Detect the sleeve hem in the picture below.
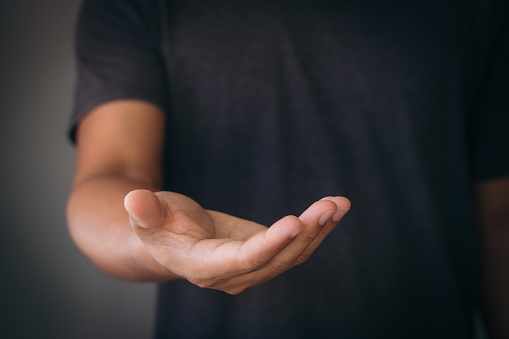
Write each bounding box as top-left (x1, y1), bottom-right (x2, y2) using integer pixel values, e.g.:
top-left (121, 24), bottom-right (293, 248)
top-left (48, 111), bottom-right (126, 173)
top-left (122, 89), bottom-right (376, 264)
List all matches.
top-left (68, 91), bottom-right (167, 144)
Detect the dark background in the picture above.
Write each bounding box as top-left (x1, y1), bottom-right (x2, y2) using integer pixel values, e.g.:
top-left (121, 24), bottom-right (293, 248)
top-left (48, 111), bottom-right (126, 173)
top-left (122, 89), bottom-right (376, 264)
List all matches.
top-left (0, 1), bottom-right (492, 338)
top-left (0, 1), bottom-right (155, 338)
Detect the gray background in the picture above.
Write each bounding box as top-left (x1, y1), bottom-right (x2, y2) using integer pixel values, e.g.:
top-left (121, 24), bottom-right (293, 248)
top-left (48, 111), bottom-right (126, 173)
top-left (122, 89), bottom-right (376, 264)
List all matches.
top-left (0, 1), bottom-right (491, 339)
top-left (0, 1), bottom-right (155, 338)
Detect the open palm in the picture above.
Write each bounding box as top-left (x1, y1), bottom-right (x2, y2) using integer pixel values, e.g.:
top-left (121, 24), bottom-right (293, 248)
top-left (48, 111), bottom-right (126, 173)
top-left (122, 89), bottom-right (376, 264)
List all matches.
top-left (125, 190), bottom-right (350, 294)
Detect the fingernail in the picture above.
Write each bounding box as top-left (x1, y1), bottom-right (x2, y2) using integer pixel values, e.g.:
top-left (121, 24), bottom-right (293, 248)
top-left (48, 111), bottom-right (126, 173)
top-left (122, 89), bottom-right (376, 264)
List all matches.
top-left (319, 210), bottom-right (335, 226)
top-left (332, 208), bottom-right (350, 222)
top-left (289, 229), bottom-right (302, 239)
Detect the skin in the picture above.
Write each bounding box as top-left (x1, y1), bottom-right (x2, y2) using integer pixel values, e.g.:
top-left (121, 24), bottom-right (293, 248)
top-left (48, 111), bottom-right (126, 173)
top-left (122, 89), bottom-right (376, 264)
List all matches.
top-left (67, 100), bottom-right (351, 294)
top-left (67, 99), bottom-right (509, 336)
top-left (476, 177), bottom-right (509, 339)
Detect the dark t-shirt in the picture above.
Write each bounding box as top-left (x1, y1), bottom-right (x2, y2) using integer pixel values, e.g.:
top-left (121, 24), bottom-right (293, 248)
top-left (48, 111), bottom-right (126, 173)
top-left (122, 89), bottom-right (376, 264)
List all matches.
top-left (71, 0), bottom-right (509, 338)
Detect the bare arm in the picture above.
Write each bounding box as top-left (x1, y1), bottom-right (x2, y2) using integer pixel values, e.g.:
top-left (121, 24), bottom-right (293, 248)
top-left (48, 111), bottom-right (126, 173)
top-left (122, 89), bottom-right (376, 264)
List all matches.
top-left (67, 100), bottom-right (169, 281)
top-left (67, 100), bottom-right (350, 293)
top-left (476, 176), bottom-right (509, 338)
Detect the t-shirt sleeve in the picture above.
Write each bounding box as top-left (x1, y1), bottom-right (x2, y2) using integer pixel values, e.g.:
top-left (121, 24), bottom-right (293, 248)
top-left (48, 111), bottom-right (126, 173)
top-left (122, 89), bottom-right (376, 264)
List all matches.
top-left (69, 0), bottom-right (167, 143)
top-left (470, 0), bottom-right (509, 182)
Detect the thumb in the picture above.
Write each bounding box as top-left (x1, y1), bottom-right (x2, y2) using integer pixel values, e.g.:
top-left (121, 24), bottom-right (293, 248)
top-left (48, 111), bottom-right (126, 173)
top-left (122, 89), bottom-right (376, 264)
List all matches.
top-left (124, 189), bottom-right (167, 229)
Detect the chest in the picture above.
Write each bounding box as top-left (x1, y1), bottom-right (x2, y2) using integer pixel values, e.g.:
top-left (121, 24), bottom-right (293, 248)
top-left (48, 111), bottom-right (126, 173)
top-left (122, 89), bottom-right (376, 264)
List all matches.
top-left (159, 0), bottom-right (483, 154)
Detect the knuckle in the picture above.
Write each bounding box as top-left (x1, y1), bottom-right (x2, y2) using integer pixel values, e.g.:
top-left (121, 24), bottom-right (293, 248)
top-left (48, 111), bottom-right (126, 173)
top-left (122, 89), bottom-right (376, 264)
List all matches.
top-left (267, 258), bottom-right (290, 273)
top-left (295, 254), bottom-right (310, 266)
top-left (188, 272), bottom-right (217, 289)
top-left (189, 276), bottom-right (209, 288)
top-left (193, 278), bottom-right (218, 289)
top-left (235, 255), bottom-right (253, 270)
top-left (225, 286), bottom-right (245, 295)
top-left (236, 247), bottom-right (271, 273)
top-left (194, 281), bottom-right (210, 289)
top-left (237, 256), bottom-right (265, 273)
top-left (302, 234), bottom-right (316, 243)
top-left (132, 224), bottom-right (159, 240)
top-left (167, 213), bottom-right (191, 234)
top-left (319, 228), bottom-right (333, 238)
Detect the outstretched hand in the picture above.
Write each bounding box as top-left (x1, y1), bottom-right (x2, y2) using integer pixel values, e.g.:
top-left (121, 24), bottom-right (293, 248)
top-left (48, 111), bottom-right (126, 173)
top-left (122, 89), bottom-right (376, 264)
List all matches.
top-left (124, 190), bottom-right (350, 294)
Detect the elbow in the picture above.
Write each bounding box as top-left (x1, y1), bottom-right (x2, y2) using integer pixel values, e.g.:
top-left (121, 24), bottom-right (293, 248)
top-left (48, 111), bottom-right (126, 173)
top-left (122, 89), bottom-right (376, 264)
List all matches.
top-left (66, 190), bottom-right (89, 256)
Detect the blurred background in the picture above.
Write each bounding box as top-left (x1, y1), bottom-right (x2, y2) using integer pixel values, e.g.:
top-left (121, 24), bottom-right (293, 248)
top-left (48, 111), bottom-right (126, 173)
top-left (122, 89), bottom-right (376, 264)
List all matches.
top-left (0, 1), bottom-right (155, 338)
top-left (0, 1), bottom-right (491, 339)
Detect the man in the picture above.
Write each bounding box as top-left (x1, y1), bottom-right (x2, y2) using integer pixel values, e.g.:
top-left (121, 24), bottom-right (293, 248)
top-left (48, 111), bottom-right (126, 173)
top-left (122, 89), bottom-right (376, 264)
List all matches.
top-left (67, 0), bottom-right (509, 338)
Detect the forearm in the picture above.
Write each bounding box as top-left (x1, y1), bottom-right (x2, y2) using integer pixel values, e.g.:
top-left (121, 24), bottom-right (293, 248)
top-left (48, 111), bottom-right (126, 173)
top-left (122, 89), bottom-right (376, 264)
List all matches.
top-left (66, 174), bottom-right (177, 282)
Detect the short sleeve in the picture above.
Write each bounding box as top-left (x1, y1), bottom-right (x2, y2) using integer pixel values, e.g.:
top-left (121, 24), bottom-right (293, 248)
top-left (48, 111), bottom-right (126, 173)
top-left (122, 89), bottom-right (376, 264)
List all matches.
top-left (69, 0), bottom-right (167, 143)
top-left (470, 0), bottom-right (509, 182)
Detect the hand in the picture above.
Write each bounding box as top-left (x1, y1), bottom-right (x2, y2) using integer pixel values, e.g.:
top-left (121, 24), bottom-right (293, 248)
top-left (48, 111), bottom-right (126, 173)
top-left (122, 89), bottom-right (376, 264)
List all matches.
top-left (124, 190), bottom-right (350, 294)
